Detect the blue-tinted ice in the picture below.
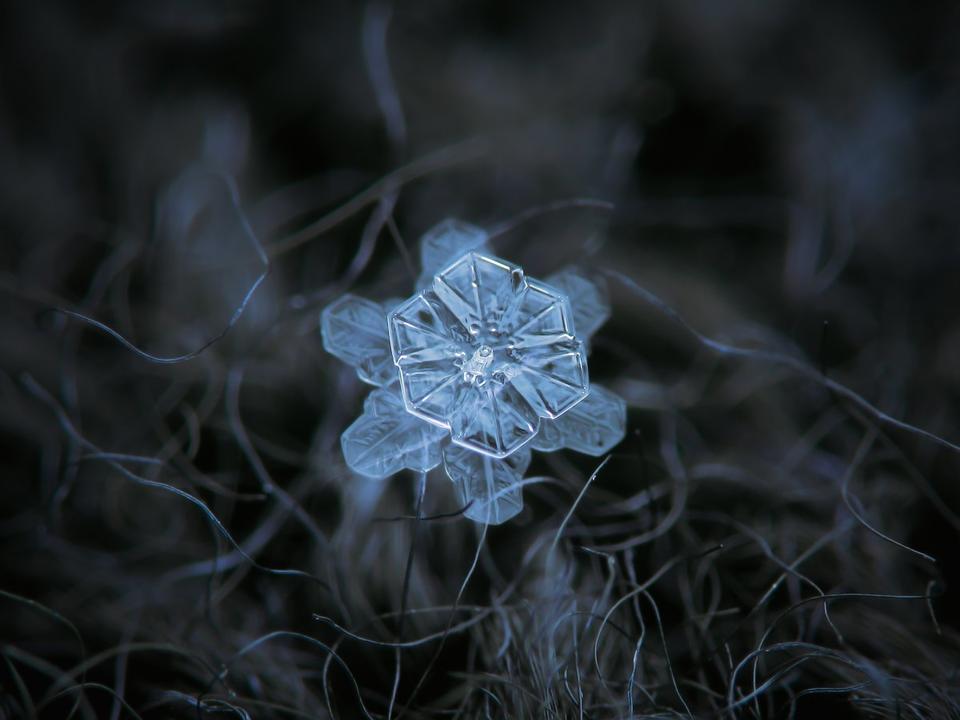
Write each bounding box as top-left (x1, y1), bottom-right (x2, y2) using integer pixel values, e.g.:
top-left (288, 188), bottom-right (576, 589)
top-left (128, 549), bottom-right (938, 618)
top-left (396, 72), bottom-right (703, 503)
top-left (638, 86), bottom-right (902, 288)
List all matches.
top-left (416, 219), bottom-right (490, 288)
top-left (321, 218), bottom-right (627, 524)
top-left (390, 251), bottom-right (589, 458)
top-left (321, 294), bottom-right (397, 387)
top-left (546, 267), bottom-right (610, 342)
top-left (444, 444), bottom-right (531, 525)
top-left (341, 386), bottom-right (446, 478)
top-left (532, 384), bottom-right (626, 456)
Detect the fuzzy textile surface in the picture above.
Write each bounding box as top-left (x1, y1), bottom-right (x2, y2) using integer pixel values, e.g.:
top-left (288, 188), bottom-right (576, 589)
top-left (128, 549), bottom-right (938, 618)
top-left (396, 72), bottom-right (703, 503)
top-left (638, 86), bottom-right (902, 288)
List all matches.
top-left (2, 1), bottom-right (960, 718)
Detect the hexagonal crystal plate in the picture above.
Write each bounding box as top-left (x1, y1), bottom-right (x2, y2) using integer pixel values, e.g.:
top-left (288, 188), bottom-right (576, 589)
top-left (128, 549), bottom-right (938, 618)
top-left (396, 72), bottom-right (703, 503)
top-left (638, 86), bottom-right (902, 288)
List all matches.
top-left (389, 251), bottom-right (589, 458)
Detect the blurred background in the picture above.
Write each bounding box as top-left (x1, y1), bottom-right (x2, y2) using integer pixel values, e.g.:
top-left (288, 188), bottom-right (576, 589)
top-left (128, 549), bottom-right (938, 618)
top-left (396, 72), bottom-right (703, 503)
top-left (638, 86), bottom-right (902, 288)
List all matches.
top-left (2, 1), bottom-right (960, 717)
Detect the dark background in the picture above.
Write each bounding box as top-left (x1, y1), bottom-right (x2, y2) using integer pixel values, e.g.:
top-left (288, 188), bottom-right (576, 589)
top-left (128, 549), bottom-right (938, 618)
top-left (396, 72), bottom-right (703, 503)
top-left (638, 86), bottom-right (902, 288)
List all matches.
top-left (2, 1), bottom-right (960, 718)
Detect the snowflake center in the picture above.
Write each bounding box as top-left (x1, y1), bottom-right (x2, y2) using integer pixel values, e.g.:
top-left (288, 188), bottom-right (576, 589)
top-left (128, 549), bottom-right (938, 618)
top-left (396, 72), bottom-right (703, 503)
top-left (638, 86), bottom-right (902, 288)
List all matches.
top-left (462, 344), bottom-right (494, 384)
top-left (453, 335), bottom-right (524, 387)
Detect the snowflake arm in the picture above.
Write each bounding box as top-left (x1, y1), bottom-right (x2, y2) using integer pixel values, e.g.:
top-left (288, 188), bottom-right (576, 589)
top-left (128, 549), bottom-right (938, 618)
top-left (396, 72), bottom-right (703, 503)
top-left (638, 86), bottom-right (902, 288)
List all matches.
top-left (341, 386), bottom-right (447, 478)
top-left (444, 444), bottom-right (531, 525)
top-left (320, 294), bottom-right (396, 386)
top-left (532, 383), bottom-right (626, 456)
top-left (545, 267), bottom-right (610, 342)
top-left (416, 219), bottom-right (490, 288)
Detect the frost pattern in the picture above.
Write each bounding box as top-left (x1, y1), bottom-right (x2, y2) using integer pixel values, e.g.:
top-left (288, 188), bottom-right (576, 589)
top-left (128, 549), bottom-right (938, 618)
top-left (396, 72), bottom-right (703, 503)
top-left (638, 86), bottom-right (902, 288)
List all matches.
top-left (341, 386), bottom-right (447, 478)
top-left (444, 444), bottom-right (531, 525)
top-left (321, 294), bottom-right (396, 386)
top-left (532, 383), bottom-right (626, 456)
top-left (390, 251), bottom-right (589, 458)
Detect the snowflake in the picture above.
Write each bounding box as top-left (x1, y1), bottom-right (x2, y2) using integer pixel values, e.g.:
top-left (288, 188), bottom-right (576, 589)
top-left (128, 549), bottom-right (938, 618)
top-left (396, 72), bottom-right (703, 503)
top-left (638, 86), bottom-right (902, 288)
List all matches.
top-left (321, 219), bottom-right (626, 524)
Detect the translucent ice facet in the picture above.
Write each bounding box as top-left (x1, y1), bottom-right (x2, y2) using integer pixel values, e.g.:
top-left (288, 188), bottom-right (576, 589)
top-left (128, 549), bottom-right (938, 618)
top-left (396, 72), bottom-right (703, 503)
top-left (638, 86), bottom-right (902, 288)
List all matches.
top-left (321, 294), bottom-right (397, 386)
top-left (444, 444), bottom-right (531, 525)
top-left (532, 384), bottom-right (626, 456)
top-left (382, 297), bottom-right (404, 315)
top-left (341, 386), bottom-right (447, 478)
top-left (389, 251), bottom-right (589, 459)
top-left (545, 267), bottom-right (610, 341)
top-left (416, 219), bottom-right (490, 288)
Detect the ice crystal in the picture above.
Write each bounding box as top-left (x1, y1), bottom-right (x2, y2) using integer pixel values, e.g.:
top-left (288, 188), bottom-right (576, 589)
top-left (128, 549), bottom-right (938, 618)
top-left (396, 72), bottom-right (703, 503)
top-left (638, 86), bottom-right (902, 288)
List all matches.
top-left (546, 267), bottom-right (610, 342)
top-left (390, 251), bottom-right (589, 458)
top-left (321, 294), bottom-right (395, 387)
top-left (320, 218), bottom-right (627, 524)
top-left (341, 386), bottom-right (447, 478)
top-left (531, 383), bottom-right (626, 456)
top-left (444, 444), bottom-right (531, 524)
top-left (416, 218), bottom-right (490, 288)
